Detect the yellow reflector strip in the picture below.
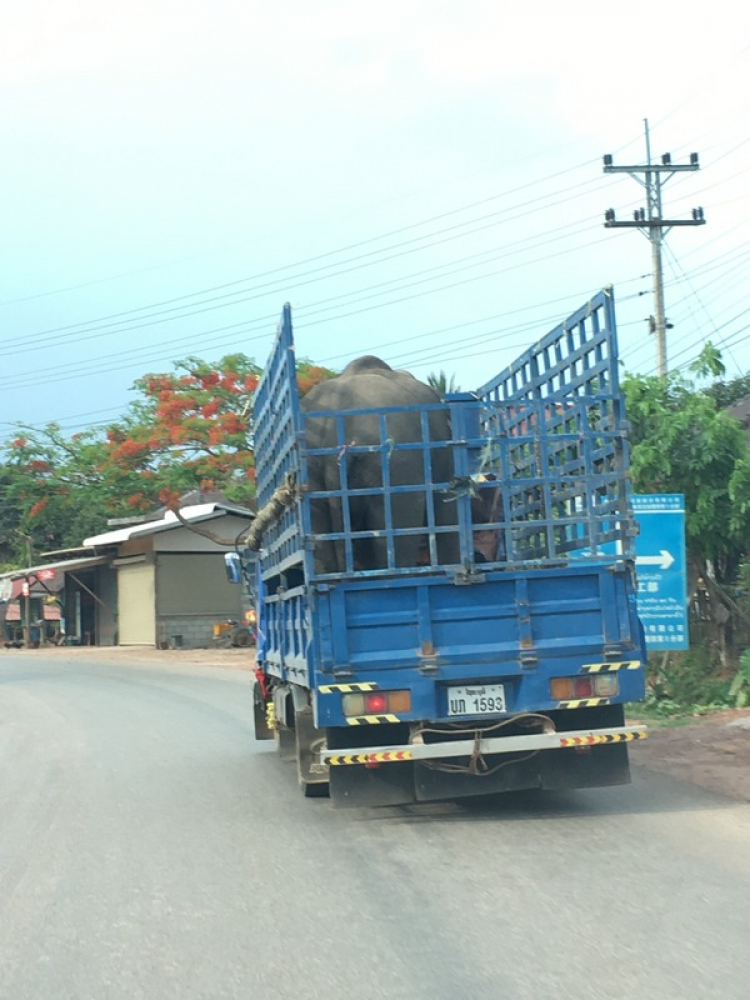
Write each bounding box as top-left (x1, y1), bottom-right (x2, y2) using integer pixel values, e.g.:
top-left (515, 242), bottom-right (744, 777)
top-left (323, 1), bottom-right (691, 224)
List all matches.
top-left (319, 682), bottom-right (379, 693)
top-left (560, 731), bottom-right (647, 747)
top-left (558, 698), bottom-right (611, 709)
top-left (346, 714), bottom-right (400, 726)
top-left (328, 750), bottom-right (413, 766)
top-left (580, 661), bottom-right (642, 674)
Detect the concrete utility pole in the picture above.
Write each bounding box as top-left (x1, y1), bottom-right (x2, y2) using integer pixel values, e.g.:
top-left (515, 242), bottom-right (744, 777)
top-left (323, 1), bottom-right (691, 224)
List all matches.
top-left (602, 120), bottom-right (706, 376)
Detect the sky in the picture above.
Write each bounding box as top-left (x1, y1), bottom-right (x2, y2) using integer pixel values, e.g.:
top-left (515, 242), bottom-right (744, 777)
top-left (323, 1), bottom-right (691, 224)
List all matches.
top-left (1, 1), bottom-right (749, 436)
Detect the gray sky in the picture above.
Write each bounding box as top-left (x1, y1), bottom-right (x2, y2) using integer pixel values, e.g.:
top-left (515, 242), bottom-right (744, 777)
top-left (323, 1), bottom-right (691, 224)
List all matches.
top-left (2, 1), bottom-right (748, 434)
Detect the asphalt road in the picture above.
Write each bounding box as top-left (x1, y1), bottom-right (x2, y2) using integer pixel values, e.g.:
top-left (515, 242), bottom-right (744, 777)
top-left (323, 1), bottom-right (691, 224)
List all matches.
top-left (2, 654), bottom-right (749, 1000)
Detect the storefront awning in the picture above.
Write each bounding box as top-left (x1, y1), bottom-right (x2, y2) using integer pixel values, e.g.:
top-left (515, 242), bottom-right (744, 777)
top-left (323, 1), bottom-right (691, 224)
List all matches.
top-left (0, 555), bottom-right (109, 602)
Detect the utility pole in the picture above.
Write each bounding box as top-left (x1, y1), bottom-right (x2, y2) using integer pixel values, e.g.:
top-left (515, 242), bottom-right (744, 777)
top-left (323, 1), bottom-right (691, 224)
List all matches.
top-left (602, 120), bottom-right (706, 376)
top-left (19, 531), bottom-right (33, 647)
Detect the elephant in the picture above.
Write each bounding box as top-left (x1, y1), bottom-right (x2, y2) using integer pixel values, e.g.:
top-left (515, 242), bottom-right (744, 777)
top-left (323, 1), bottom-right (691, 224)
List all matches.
top-left (300, 356), bottom-right (459, 574)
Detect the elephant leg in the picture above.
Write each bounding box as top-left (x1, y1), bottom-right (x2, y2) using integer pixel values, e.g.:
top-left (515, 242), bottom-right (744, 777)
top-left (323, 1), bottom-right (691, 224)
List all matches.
top-left (387, 489), bottom-right (428, 568)
top-left (350, 491), bottom-right (387, 570)
top-left (308, 495), bottom-right (337, 575)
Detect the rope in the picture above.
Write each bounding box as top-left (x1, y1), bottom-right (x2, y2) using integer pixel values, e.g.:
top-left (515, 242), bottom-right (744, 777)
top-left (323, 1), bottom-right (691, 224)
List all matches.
top-left (244, 471), bottom-right (297, 551)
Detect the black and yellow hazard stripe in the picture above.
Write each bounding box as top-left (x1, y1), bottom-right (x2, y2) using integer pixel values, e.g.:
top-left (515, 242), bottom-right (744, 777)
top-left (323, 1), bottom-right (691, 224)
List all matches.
top-left (327, 750), bottom-right (413, 766)
top-left (318, 682), bottom-right (379, 694)
top-left (558, 697), bottom-right (611, 709)
top-left (346, 714), bottom-right (400, 726)
top-left (559, 731), bottom-right (647, 748)
top-left (579, 661), bottom-right (642, 674)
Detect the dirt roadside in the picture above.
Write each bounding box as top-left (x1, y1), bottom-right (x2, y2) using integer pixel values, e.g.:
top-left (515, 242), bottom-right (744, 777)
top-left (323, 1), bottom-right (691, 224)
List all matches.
top-left (628, 707), bottom-right (750, 804)
top-left (6, 644), bottom-right (750, 803)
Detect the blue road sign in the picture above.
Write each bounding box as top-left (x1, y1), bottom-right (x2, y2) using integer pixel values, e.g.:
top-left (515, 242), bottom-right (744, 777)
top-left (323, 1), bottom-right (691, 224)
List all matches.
top-left (632, 494), bottom-right (688, 651)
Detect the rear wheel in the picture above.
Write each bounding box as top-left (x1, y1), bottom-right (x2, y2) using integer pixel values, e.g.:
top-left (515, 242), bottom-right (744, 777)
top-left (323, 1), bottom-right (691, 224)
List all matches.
top-left (231, 626), bottom-right (253, 647)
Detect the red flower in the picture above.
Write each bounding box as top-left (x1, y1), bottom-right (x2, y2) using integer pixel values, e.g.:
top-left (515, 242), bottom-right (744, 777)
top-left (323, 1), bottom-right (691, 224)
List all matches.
top-left (159, 488), bottom-right (181, 510)
top-left (220, 414), bottom-right (244, 435)
top-left (29, 498), bottom-right (48, 518)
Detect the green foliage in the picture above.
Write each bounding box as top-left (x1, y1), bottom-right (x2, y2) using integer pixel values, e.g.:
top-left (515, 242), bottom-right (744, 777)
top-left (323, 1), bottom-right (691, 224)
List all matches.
top-left (703, 372), bottom-right (750, 411)
top-left (646, 645), bottom-right (732, 711)
top-left (729, 650), bottom-right (750, 708)
top-left (427, 371), bottom-right (461, 395)
top-left (622, 368), bottom-right (750, 570)
top-left (1, 425), bottom-right (113, 561)
top-left (0, 353), bottom-right (337, 562)
top-left (296, 358), bottom-right (336, 396)
top-left (689, 341), bottom-right (726, 380)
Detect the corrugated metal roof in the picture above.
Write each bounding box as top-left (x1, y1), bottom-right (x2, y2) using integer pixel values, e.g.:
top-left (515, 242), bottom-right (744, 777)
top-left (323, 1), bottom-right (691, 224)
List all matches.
top-left (0, 555), bottom-right (110, 601)
top-left (83, 502), bottom-right (252, 547)
top-left (0, 555), bottom-right (110, 581)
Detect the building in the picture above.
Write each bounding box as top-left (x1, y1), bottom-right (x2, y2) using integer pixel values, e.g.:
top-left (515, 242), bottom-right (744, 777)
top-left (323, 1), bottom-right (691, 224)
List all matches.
top-left (1, 502), bottom-right (255, 649)
top-left (0, 553), bottom-right (112, 646)
top-left (83, 502), bottom-right (254, 648)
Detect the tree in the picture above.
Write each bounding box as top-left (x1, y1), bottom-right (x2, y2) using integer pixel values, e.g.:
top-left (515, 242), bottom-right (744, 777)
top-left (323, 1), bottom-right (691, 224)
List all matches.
top-left (623, 366), bottom-right (750, 664)
top-left (427, 371), bottom-right (461, 395)
top-left (703, 372), bottom-right (750, 412)
top-left (104, 354), bottom-right (262, 513)
top-left (624, 369), bottom-right (750, 575)
top-left (0, 354), bottom-right (336, 565)
top-left (689, 341), bottom-right (726, 381)
top-left (106, 354), bottom-right (335, 511)
top-left (1, 426), bottom-right (112, 560)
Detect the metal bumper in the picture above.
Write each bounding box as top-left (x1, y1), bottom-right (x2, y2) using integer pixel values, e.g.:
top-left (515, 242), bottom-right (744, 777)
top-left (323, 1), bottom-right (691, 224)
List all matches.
top-left (319, 725), bottom-right (647, 767)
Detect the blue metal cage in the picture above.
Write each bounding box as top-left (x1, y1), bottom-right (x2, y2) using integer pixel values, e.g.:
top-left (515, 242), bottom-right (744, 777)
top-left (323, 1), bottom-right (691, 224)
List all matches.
top-left (252, 287), bottom-right (635, 589)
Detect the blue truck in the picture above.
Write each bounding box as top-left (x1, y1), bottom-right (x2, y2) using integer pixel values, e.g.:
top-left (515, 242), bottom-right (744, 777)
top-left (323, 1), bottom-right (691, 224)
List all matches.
top-left (246, 288), bottom-right (647, 806)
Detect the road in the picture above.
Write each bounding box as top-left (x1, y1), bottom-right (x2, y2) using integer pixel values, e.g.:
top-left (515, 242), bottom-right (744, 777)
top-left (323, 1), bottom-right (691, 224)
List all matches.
top-left (1, 653), bottom-right (749, 1000)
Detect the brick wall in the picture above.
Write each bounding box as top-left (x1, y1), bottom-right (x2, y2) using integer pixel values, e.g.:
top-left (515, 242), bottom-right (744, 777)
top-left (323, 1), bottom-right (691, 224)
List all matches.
top-left (157, 614), bottom-right (226, 649)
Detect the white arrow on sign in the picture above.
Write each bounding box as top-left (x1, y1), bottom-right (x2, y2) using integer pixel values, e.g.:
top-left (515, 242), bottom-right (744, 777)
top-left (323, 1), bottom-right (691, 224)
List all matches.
top-left (636, 550), bottom-right (675, 571)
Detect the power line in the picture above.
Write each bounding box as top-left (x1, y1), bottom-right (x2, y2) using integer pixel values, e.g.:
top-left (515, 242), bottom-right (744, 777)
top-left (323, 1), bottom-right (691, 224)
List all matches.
top-left (15, 164), bottom-right (606, 346)
top-left (4, 234), bottom-right (614, 393)
top-left (5, 222), bottom-right (616, 388)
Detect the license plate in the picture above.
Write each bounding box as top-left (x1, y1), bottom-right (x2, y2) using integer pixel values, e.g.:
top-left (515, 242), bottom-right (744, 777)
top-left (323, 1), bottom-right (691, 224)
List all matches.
top-left (447, 684), bottom-right (506, 717)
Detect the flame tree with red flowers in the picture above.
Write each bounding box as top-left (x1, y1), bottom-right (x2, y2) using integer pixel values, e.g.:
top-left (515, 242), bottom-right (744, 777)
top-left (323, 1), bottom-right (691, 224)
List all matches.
top-left (0, 355), bottom-right (334, 565)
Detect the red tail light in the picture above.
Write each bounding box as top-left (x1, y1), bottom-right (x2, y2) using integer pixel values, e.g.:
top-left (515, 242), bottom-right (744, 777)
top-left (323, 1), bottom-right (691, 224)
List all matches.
top-left (573, 677), bottom-right (594, 698)
top-left (341, 690), bottom-right (412, 717)
top-left (365, 692), bottom-right (388, 714)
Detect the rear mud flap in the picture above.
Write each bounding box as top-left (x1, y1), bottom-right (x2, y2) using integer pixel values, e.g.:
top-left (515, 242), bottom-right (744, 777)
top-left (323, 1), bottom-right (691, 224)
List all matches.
top-left (328, 745), bottom-right (631, 807)
top-left (414, 744), bottom-right (632, 802)
top-left (253, 682), bottom-right (274, 741)
top-left (329, 761), bottom-right (417, 808)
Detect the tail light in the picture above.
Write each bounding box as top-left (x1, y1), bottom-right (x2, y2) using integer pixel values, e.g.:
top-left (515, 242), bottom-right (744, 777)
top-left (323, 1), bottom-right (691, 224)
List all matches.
top-left (364, 692), bottom-right (388, 714)
top-left (341, 690), bottom-right (411, 716)
top-left (550, 675), bottom-right (619, 700)
top-left (593, 674), bottom-right (619, 697)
